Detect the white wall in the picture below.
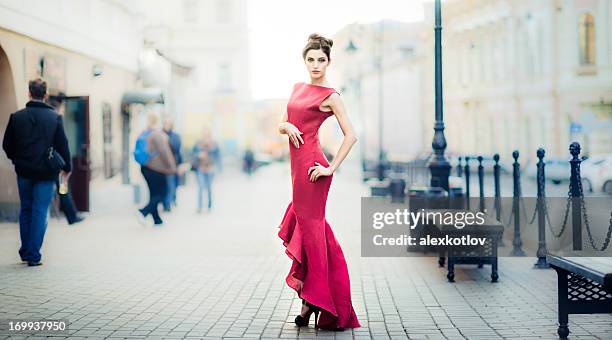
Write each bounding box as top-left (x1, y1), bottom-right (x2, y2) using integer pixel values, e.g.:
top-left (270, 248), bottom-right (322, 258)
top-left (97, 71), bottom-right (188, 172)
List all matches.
top-left (139, 0), bottom-right (250, 152)
top-left (422, 0), bottom-right (612, 161)
top-left (332, 21), bottom-right (426, 161)
top-left (0, 0), bottom-right (142, 72)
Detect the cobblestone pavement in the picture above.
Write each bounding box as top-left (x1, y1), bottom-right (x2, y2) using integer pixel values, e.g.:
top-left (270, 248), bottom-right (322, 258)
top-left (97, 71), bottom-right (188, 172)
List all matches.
top-left (0, 162), bottom-right (610, 340)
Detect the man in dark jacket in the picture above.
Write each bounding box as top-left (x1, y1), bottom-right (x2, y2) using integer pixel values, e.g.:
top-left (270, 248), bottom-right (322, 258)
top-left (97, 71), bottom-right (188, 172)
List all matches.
top-left (2, 78), bottom-right (71, 266)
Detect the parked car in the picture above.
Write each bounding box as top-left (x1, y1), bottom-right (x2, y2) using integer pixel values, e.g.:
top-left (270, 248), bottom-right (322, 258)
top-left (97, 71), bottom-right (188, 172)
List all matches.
top-left (581, 154), bottom-right (612, 194)
top-left (526, 158), bottom-right (571, 185)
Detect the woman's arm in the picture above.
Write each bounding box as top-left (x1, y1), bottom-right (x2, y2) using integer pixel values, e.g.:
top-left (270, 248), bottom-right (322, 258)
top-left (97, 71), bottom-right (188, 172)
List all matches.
top-left (278, 111), bottom-right (289, 134)
top-left (327, 93), bottom-right (357, 172)
top-left (308, 93), bottom-right (357, 182)
top-left (278, 111), bottom-right (304, 148)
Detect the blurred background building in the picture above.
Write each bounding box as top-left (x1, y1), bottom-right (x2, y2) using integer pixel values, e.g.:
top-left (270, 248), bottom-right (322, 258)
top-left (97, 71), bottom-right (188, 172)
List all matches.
top-left (0, 0), bottom-right (142, 219)
top-left (331, 20), bottom-right (428, 163)
top-left (1, 0), bottom-right (610, 220)
top-left (139, 0), bottom-right (250, 154)
top-left (324, 0), bottom-right (611, 169)
top-left (420, 0), bottom-right (612, 164)
top-left (0, 0), bottom-right (251, 220)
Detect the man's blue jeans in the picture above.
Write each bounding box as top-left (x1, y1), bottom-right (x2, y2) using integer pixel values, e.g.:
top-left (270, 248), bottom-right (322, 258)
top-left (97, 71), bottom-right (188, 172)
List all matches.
top-left (17, 176), bottom-right (55, 263)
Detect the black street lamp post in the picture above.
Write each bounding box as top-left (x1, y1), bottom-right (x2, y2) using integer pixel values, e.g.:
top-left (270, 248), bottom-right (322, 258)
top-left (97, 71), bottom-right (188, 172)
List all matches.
top-left (429, 0), bottom-right (451, 192)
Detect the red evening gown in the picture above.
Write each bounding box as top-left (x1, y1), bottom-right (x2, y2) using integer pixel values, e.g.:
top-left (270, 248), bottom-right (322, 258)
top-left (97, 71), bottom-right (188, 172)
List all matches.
top-left (278, 82), bottom-right (361, 330)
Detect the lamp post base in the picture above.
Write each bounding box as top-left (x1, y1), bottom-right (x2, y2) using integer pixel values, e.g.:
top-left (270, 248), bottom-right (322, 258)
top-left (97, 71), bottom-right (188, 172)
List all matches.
top-left (429, 159), bottom-right (451, 193)
top-left (534, 257), bottom-right (550, 269)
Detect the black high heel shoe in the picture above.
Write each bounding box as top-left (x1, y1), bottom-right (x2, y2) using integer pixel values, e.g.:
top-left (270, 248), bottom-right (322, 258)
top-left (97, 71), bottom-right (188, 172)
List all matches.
top-left (294, 299), bottom-right (321, 328)
top-left (309, 304), bottom-right (320, 329)
top-left (294, 299), bottom-right (310, 326)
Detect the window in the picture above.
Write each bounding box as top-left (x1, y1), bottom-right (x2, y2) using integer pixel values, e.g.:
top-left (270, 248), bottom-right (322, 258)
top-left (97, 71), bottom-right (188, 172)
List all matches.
top-left (519, 25), bottom-right (535, 78)
top-left (217, 63), bottom-right (232, 91)
top-left (102, 103), bottom-right (113, 178)
top-left (183, 0), bottom-right (198, 23)
top-left (578, 13), bottom-right (596, 65)
top-left (468, 42), bottom-right (476, 83)
top-left (480, 38), bottom-right (487, 82)
top-left (453, 42), bottom-right (461, 85)
top-left (216, 0), bottom-right (231, 23)
top-left (461, 42), bottom-right (470, 85)
top-left (492, 37), bottom-right (501, 81)
top-left (102, 103), bottom-right (112, 144)
top-left (536, 21), bottom-right (544, 77)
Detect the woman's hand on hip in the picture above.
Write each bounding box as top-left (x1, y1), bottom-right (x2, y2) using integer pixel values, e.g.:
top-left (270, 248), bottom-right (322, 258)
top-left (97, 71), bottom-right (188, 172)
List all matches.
top-left (308, 162), bottom-right (333, 182)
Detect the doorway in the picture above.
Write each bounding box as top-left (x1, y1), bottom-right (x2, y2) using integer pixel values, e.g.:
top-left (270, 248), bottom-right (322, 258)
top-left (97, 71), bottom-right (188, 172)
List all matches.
top-left (0, 43), bottom-right (19, 221)
top-left (63, 96), bottom-right (91, 212)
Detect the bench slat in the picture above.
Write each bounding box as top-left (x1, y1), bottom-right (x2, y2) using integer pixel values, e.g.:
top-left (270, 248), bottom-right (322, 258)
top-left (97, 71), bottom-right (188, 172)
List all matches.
top-left (547, 255), bottom-right (612, 289)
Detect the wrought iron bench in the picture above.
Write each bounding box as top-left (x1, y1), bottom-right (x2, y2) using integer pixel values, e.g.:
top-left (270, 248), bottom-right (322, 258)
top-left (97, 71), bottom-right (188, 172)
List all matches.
top-left (423, 209), bottom-right (504, 282)
top-left (547, 255), bottom-right (612, 339)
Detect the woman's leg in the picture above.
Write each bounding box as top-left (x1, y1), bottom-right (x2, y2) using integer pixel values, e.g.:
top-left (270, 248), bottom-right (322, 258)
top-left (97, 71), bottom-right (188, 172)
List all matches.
top-left (149, 170), bottom-right (167, 224)
top-left (140, 167), bottom-right (154, 217)
top-left (204, 172), bottom-right (213, 209)
top-left (196, 170), bottom-right (204, 212)
top-left (141, 167), bottom-right (166, 224)
top-left (59, 193), bottom-right (78, 224)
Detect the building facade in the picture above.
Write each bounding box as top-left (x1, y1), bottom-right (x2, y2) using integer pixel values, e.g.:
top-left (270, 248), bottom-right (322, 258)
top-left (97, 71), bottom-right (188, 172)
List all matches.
top-left (140, 0), bottom-right (250, 157)
top-left (0, 0), bottom-right (142, 219)
top-left (331, 20), bottom-right (428, 163)
top-left (421, 0), bottom-right (612, 164)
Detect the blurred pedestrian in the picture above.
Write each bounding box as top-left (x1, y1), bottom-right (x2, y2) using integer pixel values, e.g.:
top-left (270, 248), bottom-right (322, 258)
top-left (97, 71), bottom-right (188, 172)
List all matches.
top-left (191, 128), bottom-right (220, 213)
top-left (243, 148), bottom-right (255, 175)
top-left (2, 78), bottom-right (72, 266)
top-left (47, 93), bottom-right (84, 225)
top-left (134, 114), bottom-right (176, 225)
top-left (162, 118), bottom-right (182, 212)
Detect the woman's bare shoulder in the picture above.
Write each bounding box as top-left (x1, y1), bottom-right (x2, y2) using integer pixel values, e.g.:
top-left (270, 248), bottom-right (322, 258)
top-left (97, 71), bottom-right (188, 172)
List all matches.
top-left (327, 92), bottom-right (342, 104)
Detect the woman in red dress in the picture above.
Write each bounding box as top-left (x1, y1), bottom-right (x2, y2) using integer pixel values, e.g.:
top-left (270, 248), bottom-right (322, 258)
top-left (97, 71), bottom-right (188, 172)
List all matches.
top-left (277, 33), bottom-right (361, 331)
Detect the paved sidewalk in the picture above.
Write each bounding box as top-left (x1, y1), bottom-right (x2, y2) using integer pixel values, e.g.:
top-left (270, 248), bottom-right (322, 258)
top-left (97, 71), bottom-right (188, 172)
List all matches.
top-left (0, 162), bottom-right (610, 339)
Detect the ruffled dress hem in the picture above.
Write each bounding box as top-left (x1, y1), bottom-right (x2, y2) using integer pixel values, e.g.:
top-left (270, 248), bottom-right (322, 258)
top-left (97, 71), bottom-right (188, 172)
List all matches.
top-left (278, 201), bottom-right (361, 330)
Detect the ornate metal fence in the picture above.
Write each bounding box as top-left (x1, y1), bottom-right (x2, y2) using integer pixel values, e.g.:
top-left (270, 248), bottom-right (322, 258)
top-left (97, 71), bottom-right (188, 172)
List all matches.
top-left (454, 142), bottom-right (612, 261)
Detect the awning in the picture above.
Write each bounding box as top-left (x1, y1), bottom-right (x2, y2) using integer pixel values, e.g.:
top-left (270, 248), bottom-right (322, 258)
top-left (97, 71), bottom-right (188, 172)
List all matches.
top-left (121, 88), bottom-right (164, 105)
